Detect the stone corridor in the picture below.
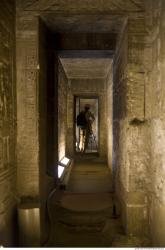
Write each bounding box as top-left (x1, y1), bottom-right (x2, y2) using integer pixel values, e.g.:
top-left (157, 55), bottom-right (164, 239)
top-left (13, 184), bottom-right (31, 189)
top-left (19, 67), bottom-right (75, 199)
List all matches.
top-left (1, 0), bottom-right (165, 247)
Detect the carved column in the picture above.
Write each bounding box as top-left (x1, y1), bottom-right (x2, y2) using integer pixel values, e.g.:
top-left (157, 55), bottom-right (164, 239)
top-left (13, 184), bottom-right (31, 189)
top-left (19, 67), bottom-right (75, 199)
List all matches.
top-left (114, 16), bottom-right (150, 237)
top-left (16, 15), bottom-right (39, 198)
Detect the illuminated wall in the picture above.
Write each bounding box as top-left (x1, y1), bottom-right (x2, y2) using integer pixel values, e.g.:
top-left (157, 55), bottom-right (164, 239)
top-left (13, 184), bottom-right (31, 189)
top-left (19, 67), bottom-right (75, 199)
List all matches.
top-left (16, 15), bottom-right (39, 197)
top-left (58, 62), bottom-right (68, 161)
top-left (106, 65), bottom-right (113, 171)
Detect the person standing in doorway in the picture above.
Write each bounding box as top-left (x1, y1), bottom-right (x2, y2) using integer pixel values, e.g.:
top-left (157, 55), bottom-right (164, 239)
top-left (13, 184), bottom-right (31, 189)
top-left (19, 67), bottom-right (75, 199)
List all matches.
top-left (77, 104), bottom-right (95, 152)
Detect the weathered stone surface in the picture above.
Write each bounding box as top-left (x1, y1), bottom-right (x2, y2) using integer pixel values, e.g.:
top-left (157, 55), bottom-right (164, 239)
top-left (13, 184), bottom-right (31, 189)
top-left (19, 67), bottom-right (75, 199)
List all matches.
top-left (106, 65), bottom-right (113, 172)
top-left (149, 199), bottom-right (165, 247)
top-left (126, 203), bottom-right (148, 236)
top-left (58, 62), bottom-right (68, 161)
top-left (16, 16), bottom-right (39, 197)
top-left (151, 119), bottom-right (165, 204)
top-left (41, 14), bottom-right (125, 34)
top-left (145, 0), bottom-right (165, 246)
top-left (60, 58), bottom-right (112, 79)
top-left (113, 9), bottom-right (150, 237)
top-left (0, 0), bottom-right (16, 246)
top-left (17, 0), bottom-right (144, 13)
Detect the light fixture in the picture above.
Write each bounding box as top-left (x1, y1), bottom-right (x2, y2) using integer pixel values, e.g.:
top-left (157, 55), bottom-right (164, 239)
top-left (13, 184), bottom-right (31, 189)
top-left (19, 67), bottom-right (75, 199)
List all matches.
top-left (60, 156), bottom-right (70, 166)
top-left (58, 165), bottom-right (65, 178)
top-left (57, 156), bottom-right (71, 179)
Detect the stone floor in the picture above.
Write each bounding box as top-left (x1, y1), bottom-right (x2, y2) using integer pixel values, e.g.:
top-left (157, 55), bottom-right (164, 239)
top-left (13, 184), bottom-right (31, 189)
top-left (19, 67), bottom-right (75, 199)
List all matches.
top-left (46, 160), bottom-right (149, 247)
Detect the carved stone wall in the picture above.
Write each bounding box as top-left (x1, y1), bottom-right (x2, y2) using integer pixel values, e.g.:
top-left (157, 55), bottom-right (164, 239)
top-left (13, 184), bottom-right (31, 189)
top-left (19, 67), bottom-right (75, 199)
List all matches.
top-left (145, 0), bottom-right (165, 246)
top-left (58, 62), bottom-right (68, 161)
top-left (0, 0), bottom-right (16, 246)
top-left (106, 65), bottom-right (113, 171)
top-left (113, 16), bottom-right (150, 237)
top-left (16, 16), bottom-right (39, 198)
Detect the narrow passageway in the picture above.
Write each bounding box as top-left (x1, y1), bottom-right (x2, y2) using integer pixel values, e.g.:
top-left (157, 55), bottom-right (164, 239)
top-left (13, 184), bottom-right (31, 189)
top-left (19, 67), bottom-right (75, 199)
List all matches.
top-left (47, 160), bottom-right (122, 247)
top-left (47, 160), bottom-right (150, 247)
top-left (1, 0), bottom-right (165, 247)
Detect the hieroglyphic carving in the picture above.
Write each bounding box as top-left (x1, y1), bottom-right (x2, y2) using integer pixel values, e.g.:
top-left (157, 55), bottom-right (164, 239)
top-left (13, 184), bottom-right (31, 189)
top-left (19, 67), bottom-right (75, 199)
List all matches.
top-left (26, 54), bottom-right (37, 69)
top-left (17, 28), bottom-right (39, 193)
top-left (25, 47), bottom-right (38, 131)
top-left (0, 64), bottom-right (12, 123)
top-left (0, 63), bottom-right (11, 163)
top-left (0, 12), bottom-right (14, 173)
top-left (0, 2), bottom-right (16, 241)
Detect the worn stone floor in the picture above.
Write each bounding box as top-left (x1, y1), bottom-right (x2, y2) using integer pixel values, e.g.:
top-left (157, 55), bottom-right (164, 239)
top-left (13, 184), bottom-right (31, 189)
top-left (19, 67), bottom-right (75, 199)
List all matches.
top-left (46, 160), bottom-right (149, 247)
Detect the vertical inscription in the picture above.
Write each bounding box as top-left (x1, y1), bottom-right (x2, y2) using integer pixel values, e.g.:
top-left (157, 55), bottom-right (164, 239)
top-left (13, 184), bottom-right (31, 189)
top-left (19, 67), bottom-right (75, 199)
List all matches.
top-left (0, 21), bottom-right (13, 172)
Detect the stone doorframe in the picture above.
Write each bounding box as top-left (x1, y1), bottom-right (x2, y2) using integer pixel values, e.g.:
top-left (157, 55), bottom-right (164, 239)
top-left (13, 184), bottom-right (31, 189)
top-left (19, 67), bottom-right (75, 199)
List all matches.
top-left (16, 9), bottom-right (148, 243)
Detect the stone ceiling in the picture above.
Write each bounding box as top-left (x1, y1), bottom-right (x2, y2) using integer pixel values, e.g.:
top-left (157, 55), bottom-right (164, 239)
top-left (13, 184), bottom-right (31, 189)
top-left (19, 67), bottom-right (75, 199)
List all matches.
top-left (59, 56), bottom-right (112, 79)
top-left (16, 0), bottom-right (144, 79)
top-left (41, 14), bottom-right (125, 33)
top-left (16, 0), bottom-right (144, 34)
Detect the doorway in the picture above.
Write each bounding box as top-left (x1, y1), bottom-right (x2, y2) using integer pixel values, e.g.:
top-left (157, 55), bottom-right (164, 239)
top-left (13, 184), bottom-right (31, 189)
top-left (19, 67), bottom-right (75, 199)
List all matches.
top-left (74, 96), bottom-right (99, 154)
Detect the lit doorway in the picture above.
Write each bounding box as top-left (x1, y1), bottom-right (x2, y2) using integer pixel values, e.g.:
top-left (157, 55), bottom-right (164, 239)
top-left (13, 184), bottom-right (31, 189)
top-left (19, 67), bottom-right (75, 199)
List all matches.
top-left (74, 96), bottom-right (99, 153)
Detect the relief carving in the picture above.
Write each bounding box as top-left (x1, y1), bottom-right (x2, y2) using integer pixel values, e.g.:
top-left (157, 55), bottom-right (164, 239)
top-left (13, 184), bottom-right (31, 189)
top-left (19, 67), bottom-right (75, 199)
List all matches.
top-left (0, 26), bottom-right (14, 171)
top-left (17, 16), bottom-right (38, 33)
top-left (0, 64), bottom-right (12, 122)
top-left (26, 69), bottom-right (37, 83)
top-left (26, 54), bottom-right (37, 69)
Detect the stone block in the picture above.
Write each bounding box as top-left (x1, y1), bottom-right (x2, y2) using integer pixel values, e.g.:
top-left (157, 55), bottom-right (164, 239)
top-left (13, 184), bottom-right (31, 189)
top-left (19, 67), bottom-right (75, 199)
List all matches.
top-left (18, 204), bottom-right (40, 247)
top-left (126, 204), bottom-right (148, 236)
top-left (150, 199), bottom-right (165, 247)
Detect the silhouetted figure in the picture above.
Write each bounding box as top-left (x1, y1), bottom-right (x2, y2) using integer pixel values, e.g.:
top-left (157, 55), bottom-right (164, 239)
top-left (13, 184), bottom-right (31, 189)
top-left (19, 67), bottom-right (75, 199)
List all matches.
top-left (77, 104), bottom-right (95, 152)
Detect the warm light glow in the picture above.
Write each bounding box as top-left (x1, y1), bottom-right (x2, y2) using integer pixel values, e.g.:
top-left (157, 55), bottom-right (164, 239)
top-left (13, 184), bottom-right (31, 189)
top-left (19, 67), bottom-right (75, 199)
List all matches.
top-left (0, 246), bottom-right (4, 248)
top-left (58, 165), bottom-right (65, 178)
top-left (60, 156), bottom-right (70, 166)
top-left (18, 207), bottom-right (40, 246)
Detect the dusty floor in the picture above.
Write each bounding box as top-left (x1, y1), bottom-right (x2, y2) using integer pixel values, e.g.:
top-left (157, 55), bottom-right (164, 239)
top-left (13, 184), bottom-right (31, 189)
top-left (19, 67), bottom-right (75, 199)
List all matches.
top-left (46, 160), bottom-right (149, 247)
